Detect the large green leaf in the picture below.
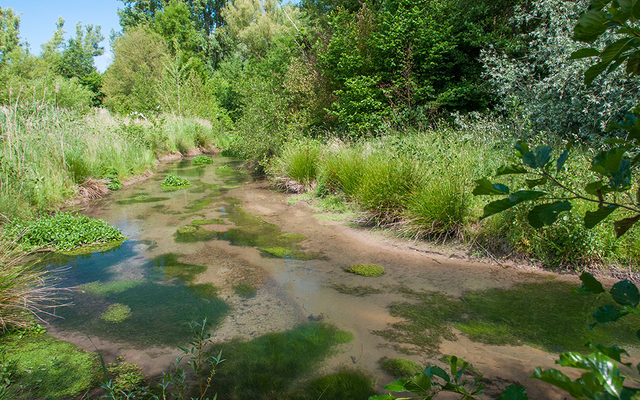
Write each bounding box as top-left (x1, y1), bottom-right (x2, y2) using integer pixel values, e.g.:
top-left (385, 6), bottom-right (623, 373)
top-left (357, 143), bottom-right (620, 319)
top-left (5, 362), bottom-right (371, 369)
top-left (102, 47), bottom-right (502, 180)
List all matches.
top-left (610, 280), bottom-right (640, 307)
top-left (424, 365), bottom-right (449, 383)
top-left (527, 201), bottom-right (572, 228)
top-left (522, 145), bottom-right (552, 169)
top-left (498, 384), bottom-right (530, 400)
top-left (591, 147), bottom-right (632, 189)
top-left (532, 368), bottom-right (586, 398)
top-left (481, 191), bottom-right (546, 218)
top-left (584, 205), bottom-right (618, 228)
top-left (594, 304), bottom-right (627, 324)
top-left (557, 352), bottom-right (623, 398)
top-left (570, 47), bottom-right (600, 59)
top-left (585, 61), bottom-right (609, 85)
top-left (587, 343), bottom-right (630, 363)
top-left (404, 373), bottom-right (432, 394)
top-left (495, 164), bottom-right (527, 176)
top-left (574, 9), bottom-right (608, 43)
top-left (473, 178), bottom-right (509, 195)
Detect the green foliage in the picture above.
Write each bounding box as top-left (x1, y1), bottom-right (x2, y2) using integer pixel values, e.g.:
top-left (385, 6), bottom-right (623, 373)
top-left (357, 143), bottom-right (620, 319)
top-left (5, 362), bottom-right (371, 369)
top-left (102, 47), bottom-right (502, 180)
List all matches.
top-left (7, 213), bottom-right (125, 252)
top-left (57, 22), bottom-right (104, 80)
top-left (161, 173), bottom-right (191, 190)
top-left (379, 357), bottom-right (423, 378)
top-left (269, 139), bottom-right (322, 186)
top-left (192, 154), bottom-right (214, 165)
top-left (291, 370), bottom-right (376, 400)
top-left (344, 264), bottom-right (385, 277)
top-left (371, 356), bottom-right (484, 400)
top-left (1, 332), bottom-right (98, 399)
top-left (100, 303), bottom-right (132, 323)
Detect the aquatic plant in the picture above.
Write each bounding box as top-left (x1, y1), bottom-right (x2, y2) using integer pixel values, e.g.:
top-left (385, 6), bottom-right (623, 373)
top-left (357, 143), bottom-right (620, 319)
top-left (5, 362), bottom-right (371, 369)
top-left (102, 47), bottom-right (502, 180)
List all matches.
top-left (344, 264), bottom-right (385, 277)
top-left (116, 195), bottom-right (170, 205)
top-left (290, 370), bottom-right (376, 400)
top-left (192, 218), bottom-right (224, 225)
top-left (233, 283), bottom-right (257, 298)
top-left (108, 177), bottom-right (123, 191)
top-left (161, 174), bottom-right (191, 191)
top-left (192, 155), bottom-right (214, 166)
top-left (79, 280), bottom-right (142, 296)
top-left (0, 332), bottom-right (98, 399)
top-left (6, 213), bottom-right (125, 252)
top-left (100, 303), bottom-right (132, 323)
top-left (174, 225), bottom-right (217, 243)
top-left (331, 283), bottom-right (382, 297)
top-left (379, 357), bottom-right (422, 378)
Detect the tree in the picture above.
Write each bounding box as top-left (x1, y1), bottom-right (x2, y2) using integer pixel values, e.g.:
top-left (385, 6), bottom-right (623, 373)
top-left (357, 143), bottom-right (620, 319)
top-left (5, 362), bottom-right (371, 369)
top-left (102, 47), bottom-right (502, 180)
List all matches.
top-left (0, 7), bottom-right (21, 65)
top-left (58, 22), bottom-right (104, 79)
top-left (102, 27), bottom-right (170, 114)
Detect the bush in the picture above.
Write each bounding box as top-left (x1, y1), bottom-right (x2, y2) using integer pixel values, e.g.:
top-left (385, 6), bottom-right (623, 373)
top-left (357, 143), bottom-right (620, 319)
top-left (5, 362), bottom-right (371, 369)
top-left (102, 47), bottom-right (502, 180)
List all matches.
top-left (161, 174), bottom-right (191, 190)
top-left (269, 139), bottom-right (323, 186)
top-left (192, 155), bottom-right (214, 166)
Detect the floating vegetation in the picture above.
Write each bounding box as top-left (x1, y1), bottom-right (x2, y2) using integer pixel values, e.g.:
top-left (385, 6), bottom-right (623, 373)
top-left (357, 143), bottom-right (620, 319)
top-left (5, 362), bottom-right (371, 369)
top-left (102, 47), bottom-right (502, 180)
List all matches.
top-left (160, 174), bottom-right (191, 191)
top-left (217, 200), bottom-right (319, 260)
top-left (100, 303), bottom-right (132, 323)
top-left (379, 357), bottom-right (422, 378)
top-left (174, 225), bottom-right (217, 243)
top-left (6, 213), bottom-right (125, 252)
top-left (79, 280), bottom-right (142, 296)
top-left (192, 155), bottom-right (214, 165)
top-left (375, 282), bottom-right (640, 354)
top-left (214, 323), bottom-right (353, 399)
top-left (344, 264), bottom-right (385, 277)
top-left (330, 283), bottom-right (382, 297)
top-left (233, 283), bottom-right (257, 298)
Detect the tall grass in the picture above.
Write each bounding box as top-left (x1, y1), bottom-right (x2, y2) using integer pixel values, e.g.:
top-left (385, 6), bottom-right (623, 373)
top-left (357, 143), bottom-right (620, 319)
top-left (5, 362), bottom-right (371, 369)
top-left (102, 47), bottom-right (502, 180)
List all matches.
top-left (0, 233), bottom-right (66, 332)
top-left (0, 103), bottom-right (224, 219)
top-left (268, 117), bottom-right (640, 269)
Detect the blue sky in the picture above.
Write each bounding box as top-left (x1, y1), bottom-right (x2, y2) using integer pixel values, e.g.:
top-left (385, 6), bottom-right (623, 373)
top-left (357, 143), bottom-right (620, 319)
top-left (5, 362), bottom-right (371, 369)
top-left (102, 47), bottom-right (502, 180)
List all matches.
top-left (3, 0), bottom-right (122, 72)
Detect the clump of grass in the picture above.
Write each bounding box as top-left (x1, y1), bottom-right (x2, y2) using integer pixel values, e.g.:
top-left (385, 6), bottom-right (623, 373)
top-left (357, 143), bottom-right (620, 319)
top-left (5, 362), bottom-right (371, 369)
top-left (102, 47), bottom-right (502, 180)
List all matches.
top-left (269, 139), bottom-right (323, 186)
top-left (379, 357), bottom-right (423, 378)
top-left (233, 283), bottom-right (257, 298)
top-left (192, 218), bottom-right (224, 225)
top-left (344, 264), bottom-right (385, 277)
top-left (0, 236), bottom-right (67, 332)
top-left (192, 155), bottom-right (214, 166)
top-left (100, 303), bottom-right (132, 323)
top-left (79, 280), bottom-right (142, 296)
top-left (6, 213), bottom-right (125, 252)
top-left (161, 174), bottom-right (191, 191)
top-left (188, 283), bottom-right (219, 298)
top-left (107, 177), bottom-right (123, 191)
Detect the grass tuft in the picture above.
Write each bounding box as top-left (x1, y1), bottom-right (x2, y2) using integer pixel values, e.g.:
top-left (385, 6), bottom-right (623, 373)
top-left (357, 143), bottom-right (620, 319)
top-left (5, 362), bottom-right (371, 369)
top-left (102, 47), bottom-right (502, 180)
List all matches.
top-left (344, 264), bottom-right (385, 277)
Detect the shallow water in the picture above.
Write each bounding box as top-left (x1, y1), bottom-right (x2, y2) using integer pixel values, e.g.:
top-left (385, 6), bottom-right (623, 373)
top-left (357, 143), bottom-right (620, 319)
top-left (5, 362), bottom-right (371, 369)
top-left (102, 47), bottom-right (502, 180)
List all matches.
top-left (45, 156), bottom-right (640, 399)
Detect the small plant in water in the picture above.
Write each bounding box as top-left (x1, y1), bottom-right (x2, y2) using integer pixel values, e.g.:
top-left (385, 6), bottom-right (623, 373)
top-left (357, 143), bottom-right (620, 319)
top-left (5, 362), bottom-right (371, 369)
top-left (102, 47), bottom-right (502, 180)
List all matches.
top-left (192, 155), bottom-right (214, 166)
top-left (100, 303), bottom-right (131, 323)
top-left (108, 177), bottom-right (123, 191)
top-left (161, 174), bottom-right (191, 191)
top-left (233, 283), bottom-right (257, 298)
top-left (345, 264), bottom-right (385, 277)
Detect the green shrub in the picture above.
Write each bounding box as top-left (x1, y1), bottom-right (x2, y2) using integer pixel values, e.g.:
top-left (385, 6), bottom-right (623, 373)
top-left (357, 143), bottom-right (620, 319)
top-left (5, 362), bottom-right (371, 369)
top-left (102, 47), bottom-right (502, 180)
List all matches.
top-left (379, 357), bottom-right (423, 378)
top-left (269, 139), bottom-right (322, 185)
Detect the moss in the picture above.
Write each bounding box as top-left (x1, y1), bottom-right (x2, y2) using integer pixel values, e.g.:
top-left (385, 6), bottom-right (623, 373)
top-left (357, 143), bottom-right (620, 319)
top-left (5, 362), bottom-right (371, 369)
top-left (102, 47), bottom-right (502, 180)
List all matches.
top-left (1, 332), bottom-right (98, 399)
top-left (107, 361), bottom-right (147, 394)
top-left (185, 197), bottom-right (215, 212)
top-left (290, 370), bottom-right (376, 400)
top-left (153, 253), bottom-right (207, 283)
top-left (79, 280), bottom-right (143, 296)
top-left (192, 155), bottom-right (214, 166)
top-left (100, 303), bottom-right (132, 323)
top-left (379, 357), bottom-right (423, 378)
top-left (192, 218), bottom-right (225, 225)
top-left (331, 283), bottom-right (382, 297)
top-left (345, 264), bottom-right (385, 277)
top-left (213, 323), bottom-right (353, 399)
top-left (116, 196), bottom-right (170, 205)
top-left (174, 225), bottom-right (217, 243)
top-left (233, 283), bottom-right (257, 298)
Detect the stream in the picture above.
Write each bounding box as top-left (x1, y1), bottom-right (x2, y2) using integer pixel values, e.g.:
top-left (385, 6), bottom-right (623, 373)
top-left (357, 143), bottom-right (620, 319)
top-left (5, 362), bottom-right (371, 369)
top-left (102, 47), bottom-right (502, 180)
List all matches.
top-left (44, 156), bottom-right (640, 399)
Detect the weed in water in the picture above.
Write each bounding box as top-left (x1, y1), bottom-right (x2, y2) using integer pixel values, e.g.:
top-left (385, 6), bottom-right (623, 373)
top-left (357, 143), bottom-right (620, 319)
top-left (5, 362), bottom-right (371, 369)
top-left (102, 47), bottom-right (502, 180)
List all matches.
top-left (108, 177), bottom-right (123, 191)
top-left (174, 225), bottom-right (218, 243)
top-left (233, 283), bottom-right (257, 298)
top-left (330, 283), bottom-right (382, 297)
top-left (379, 357), bottom-right (423, 378)
top-left (192, 218), bottom-right (225, 225)
top-left (344, 264), bottom-right (385, 277)
top-left (100, 303), bottom-right (132, 323)
top-left (188, 283), bottom-right (220, 298)
top-left (79, 280), bottom-right (142, 296)
top-left (192, 155), bottom-right (214, 166)
top-left (116, 195), bottom-right (170, 205)
top-left (153, 253), bottom-right (207, 283)
top-left (161, 174), bottom-right (191, 191)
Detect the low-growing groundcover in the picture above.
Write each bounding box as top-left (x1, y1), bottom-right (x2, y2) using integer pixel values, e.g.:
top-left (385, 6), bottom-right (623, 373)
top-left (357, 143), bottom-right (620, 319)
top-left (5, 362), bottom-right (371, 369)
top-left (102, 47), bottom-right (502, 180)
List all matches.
top-left (345, 264), bottom-right (385, 277)
top-left (1, 332), bottom-right (98, 399)
top-left (6, 213), bottom-right (125, 252)
top-left (376, 282), bottom-right (640, 354)
top-left (161, 174), bottom-right (191, 191)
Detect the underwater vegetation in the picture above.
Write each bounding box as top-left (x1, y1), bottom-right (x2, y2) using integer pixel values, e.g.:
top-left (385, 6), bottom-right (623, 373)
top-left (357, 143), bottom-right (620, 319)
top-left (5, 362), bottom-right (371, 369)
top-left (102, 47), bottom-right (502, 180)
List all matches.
top-left (100, 303), bottom-right (132, 323)
top-left (379, 357), bottom-right (423, 378)
top-left (233, 283), bottom-right (257, 298)
top-left (330, 283), bottom-right (382, 297)
top-left (344, 264), bottom-right (385, 277)
top-left (116, 193), bottom-right (170, 205)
